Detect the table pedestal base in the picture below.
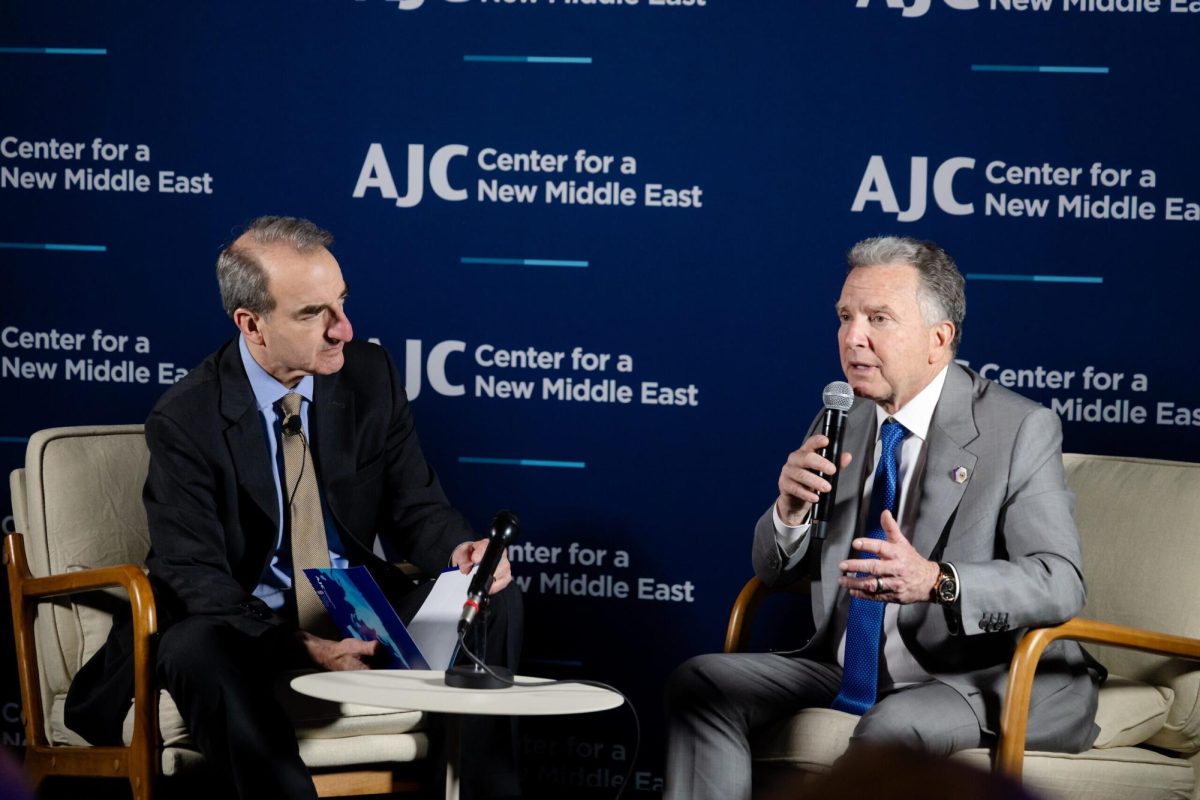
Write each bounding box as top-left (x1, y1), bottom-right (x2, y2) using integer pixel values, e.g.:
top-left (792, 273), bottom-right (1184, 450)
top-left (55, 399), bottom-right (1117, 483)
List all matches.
top-left (444, 664), bottom-right (513, 690)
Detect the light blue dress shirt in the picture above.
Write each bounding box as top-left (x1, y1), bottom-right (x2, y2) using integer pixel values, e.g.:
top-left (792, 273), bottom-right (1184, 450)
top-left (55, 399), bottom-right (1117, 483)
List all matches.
top-left (239, 337), bottom-right (349, 611)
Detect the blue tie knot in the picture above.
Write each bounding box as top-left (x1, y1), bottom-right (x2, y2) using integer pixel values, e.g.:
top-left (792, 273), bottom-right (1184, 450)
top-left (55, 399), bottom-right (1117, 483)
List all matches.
top-left (880, 418), bottom-right (906, 459)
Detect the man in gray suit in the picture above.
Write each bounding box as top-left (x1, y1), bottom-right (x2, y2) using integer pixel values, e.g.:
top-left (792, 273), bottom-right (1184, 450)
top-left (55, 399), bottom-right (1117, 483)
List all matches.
top-left (664, 236), bottom-right (1101, 800)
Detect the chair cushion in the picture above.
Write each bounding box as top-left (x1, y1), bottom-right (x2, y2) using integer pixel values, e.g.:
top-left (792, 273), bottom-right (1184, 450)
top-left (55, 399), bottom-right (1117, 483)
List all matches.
top-left (955, 747), bottom-right (1193, 800)
top-left (751, 707), bottom-right (858, 771)
top-left (752, 676), bottom-right (1177, 764)
top-left (753, 708), bottom-right (1192, 800)
top-left (1093, 675), bottom-right (1174, 749)
top-left (52, 678), bottom-right (426, 748)
top-left (298, 733), bottom-right (429, 770)
top-left (127, 683), bottom-right (426, 746)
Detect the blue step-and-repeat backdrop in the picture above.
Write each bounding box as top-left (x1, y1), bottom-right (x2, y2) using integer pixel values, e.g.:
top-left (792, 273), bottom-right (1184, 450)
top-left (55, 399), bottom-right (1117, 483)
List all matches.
top-left (3, 2), bottom-right (1198, 794)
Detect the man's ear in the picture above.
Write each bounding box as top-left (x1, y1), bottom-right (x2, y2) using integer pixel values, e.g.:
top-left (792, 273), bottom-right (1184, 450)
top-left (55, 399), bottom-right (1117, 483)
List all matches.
top-left (234, 308), bottom-right (265, 346)
top-left (929, 320), bottom-right (955, 362)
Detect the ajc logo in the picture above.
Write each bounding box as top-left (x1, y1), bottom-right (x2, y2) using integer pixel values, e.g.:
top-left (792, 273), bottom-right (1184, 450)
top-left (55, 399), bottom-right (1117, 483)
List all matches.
top-left (856, 0), bottom-right (979, 17)
top-left (400, 339), bottom-right (467, 400)
top-left (851, 155), bottom-right (976, 222)
top-left (353, 143), bottom-right (469, 208)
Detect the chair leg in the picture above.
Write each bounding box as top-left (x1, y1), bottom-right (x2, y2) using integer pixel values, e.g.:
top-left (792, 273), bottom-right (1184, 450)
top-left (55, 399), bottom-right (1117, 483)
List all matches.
top-left (129, 769), bottom-right (153, 800)
top-left (19, 751), bottom-right (49, 795)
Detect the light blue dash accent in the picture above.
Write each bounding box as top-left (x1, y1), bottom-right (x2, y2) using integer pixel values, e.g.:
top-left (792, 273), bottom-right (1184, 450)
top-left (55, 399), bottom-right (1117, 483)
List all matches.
top-left (0, 242), bottom-right (106, 252)
top-left (527, 56), bottom-right (591, 64)
top-left (461, 257), bottom-right (589, 269)
top-left (966, 273), bottom-right (1103, 284)
top-left (0, 47), bottom-right (107, 55)
top-left (971, 64), bottom-right (1108, 74)
top-left (0, 436), bottom-right (30, 444)
top-left (463, 55), bottom-right (591, 64)
top-left (1039, 65), bottom-right (1108, 74)
top-left (458, 457), bottom-right (587, 469)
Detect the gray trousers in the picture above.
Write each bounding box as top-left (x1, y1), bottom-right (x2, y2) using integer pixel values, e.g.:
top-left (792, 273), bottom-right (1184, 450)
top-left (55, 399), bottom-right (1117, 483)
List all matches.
top-left (663, 652), bottom-right (983, 800)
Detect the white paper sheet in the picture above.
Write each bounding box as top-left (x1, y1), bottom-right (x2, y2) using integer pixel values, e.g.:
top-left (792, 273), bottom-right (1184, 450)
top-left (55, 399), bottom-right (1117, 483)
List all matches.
top-left (407, 566), bottom-right (476, 670)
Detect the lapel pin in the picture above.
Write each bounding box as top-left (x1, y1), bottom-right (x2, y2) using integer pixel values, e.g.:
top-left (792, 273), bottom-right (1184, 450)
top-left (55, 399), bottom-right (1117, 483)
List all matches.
top-left (952, 466), bottom-right (969, 484)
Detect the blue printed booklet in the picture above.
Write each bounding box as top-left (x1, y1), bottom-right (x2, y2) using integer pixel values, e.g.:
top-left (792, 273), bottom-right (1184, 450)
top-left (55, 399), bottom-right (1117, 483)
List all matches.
top-left (304, 565), bottom-right (471, 670)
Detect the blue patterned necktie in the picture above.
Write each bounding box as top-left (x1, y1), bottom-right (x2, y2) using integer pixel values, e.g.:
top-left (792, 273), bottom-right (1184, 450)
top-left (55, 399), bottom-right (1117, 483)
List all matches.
top-left (832, 418), bottom-right (907, 715)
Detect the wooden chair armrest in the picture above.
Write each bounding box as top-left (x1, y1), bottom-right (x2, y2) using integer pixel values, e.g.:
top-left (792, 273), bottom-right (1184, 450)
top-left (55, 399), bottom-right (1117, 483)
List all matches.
top-left (4, 532), bottom-right (158, 751)
top-left (725, 577), bottom-right (769, 653)
top-left (998, 617), bottom-right (1200, 780)
top-left (724, 576), bottom-right (813, 653)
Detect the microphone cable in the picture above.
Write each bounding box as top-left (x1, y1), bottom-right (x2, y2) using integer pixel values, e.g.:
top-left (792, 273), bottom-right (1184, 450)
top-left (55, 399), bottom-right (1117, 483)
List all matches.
top-left (456, 630), bottom-right (642, 800)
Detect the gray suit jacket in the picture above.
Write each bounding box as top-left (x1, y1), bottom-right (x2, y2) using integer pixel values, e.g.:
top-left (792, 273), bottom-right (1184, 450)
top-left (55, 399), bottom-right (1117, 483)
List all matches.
top-left (752, 364), bottom-right (1101, 752)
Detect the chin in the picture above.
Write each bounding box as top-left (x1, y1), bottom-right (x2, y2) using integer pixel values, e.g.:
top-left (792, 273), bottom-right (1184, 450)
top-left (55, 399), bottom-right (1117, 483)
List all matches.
top-left (845, 376), bottom-right (873, 397)
top-left (848, 379), bottom-right (887, 404)
top-left (315, 355), bottom-right (345, 375)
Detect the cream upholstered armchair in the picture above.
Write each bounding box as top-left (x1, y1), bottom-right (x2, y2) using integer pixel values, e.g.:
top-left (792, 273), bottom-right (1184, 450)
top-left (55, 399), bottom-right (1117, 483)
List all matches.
top-left (726, 453), bottom-right (1200, 800)
top-left (4, 426), bottom-right (429, 799)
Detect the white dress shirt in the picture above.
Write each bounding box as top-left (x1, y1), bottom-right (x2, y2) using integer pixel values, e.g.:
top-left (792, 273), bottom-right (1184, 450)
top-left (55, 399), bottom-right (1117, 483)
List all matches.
top-left (773, 364), bottom-right (950, 689)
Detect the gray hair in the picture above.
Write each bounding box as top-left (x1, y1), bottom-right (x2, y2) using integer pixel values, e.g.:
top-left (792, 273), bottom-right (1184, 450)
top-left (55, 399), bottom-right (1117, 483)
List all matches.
top-left (215, 216), bottom-right (334, 318)
top-left (847, 235), bottom-right (966, 353)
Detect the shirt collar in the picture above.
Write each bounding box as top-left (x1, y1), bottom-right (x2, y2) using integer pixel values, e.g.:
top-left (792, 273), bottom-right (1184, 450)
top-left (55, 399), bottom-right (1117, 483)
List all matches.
top-left (874, 364), bottom-right (950, 442)
top-left (238, 336), bottom-right (314, 412)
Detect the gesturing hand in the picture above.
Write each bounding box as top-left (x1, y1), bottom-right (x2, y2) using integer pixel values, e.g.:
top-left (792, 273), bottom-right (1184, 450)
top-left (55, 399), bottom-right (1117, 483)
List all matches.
top-left (451, 538), bottom-right (513, 593)
top-left (297, 631), bottom-right (381, 671)
top-left (837, 510), bottom-right (940, 604)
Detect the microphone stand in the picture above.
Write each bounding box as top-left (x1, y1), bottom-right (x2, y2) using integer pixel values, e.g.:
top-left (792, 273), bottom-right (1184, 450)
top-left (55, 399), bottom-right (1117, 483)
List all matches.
top-left (445, 598), bottom-right (513, 689)
top-left (443, 509), bottom-right (520, 690)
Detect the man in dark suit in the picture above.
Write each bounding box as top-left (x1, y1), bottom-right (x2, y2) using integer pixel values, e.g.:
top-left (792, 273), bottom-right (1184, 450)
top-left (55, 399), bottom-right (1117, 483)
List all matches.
top-left (66, 216), bottom-right (521, 798)
top-left (664, 236), bottom-right (1101, 800)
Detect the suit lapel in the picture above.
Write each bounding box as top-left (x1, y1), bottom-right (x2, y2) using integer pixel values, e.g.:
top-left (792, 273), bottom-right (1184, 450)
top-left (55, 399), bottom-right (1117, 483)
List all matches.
top-left (218, 340), bottom-right (279, 531)
top-left (909, 365), bottom-right (979, 558)
top-left (311, 370), bottom-right (356, 532)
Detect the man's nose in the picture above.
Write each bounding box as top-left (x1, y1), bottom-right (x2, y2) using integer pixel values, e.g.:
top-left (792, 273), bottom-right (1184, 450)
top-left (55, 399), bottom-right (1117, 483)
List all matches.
top-left (327, 309), bottom-right (353, 343)
top-left (843, 318), bottom-right (869, 348)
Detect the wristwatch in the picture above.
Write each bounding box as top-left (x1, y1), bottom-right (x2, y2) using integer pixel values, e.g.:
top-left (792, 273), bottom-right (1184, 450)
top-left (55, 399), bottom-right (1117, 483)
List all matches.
top-left (932, 562), bottom-right (959, 606)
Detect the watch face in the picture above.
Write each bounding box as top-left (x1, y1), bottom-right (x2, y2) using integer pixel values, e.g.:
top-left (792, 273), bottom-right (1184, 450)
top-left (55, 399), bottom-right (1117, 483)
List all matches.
top-left (938, 577), bottom-right (958, 603)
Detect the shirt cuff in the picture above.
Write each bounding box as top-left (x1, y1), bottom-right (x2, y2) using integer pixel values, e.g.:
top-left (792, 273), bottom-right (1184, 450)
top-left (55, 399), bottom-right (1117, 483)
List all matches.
top-left (772, 504), bottom-right (811, 570)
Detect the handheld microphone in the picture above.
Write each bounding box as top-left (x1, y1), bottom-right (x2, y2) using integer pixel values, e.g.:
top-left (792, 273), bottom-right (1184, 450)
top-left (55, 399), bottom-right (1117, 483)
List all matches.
top-left (457, 510), bottom-right (520, 634)
top-left (811, 381), bottom-right (853, 541)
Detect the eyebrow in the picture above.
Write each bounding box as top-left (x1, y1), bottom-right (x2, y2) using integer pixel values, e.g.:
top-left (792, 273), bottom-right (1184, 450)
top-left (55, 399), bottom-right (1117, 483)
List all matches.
top-left (835, 303), bottom-right (898, 316)
top-left (295, 284), bottom-right (349, 317)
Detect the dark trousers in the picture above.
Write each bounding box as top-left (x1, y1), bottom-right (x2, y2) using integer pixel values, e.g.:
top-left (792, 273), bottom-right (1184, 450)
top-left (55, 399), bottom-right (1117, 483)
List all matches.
top-left (156, 582), bottom-right (524, 800)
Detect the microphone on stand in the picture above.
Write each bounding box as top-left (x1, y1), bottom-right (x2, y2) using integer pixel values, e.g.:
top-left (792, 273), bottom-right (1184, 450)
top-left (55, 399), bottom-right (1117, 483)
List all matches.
top-left (811, 381), bottom-right (853, 541)
top-left (457, 510), bottom-right (519, 634)
top-left (445, 510), bottom-right (520, 690)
